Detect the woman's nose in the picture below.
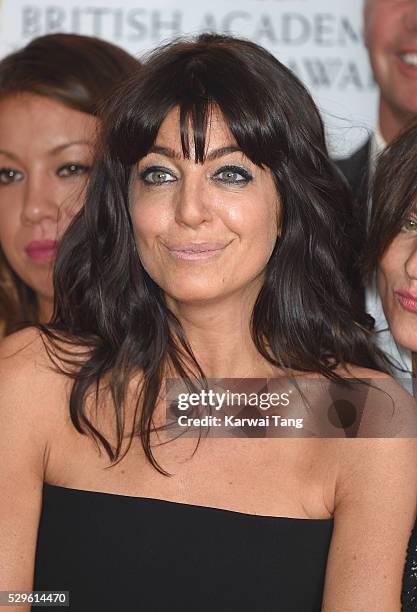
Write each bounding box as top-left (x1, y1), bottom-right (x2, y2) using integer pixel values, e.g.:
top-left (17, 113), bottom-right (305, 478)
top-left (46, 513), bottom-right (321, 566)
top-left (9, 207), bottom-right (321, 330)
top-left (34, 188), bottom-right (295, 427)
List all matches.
top-left (174, 177), bottom-right (213, 228)
top-left (405, 239), bottom-right (417, 281)
top-left (20, 175), bottom-right (60, 225)
top-left (403, 0), bottom-right (417, 31)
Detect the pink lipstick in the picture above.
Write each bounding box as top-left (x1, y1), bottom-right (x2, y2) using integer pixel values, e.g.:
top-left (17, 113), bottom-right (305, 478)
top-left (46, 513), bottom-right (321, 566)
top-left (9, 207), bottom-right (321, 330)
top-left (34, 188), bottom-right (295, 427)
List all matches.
top-left (396, 290), bottom-right (417, 313)
top-left (165, 243), bottom-right (227, 261)
top-left (25, 240), bottom-right (58, 262)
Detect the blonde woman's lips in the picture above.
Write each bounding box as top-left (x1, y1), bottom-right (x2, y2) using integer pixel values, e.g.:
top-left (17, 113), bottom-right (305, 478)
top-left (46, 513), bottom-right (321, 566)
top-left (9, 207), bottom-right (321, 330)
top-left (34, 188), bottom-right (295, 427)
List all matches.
top-left (25, 240), bottom-right (58, 262)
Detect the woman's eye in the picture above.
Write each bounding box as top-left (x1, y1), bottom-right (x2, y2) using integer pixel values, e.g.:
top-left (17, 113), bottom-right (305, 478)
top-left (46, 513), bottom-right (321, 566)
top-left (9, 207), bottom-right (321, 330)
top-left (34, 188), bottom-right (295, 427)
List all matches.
top-left (401, 217), bottom-right (417, 233)
top-left (140, 167), bottom-right (177, 185)
top-left (213, 166), bottom-right (252, 185)
top-left (0, 168), bottom-right (24, 185)
top-left (57, 163), bottom-right (90, 178)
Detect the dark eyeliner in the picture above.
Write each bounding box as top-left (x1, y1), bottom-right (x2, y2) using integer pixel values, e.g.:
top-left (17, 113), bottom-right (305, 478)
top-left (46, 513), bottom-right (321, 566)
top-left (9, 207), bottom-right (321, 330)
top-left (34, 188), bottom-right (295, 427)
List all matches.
top-left (139, 165), bottom-right (176, 182)
top-left (213, 165), bottom-right (253, 182)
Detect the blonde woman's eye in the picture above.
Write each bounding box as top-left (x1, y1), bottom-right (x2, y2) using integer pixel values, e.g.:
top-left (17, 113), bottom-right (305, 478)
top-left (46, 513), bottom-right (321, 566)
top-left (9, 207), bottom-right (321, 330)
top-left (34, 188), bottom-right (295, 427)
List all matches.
top-left (401, 217), bottom-right (417, 232)
top-left (213, 165), bottom-right (253, 185)
top-left (57, 163), bottom-right (90, 177)
top-left (140, 166), bottom-right (177, 185)
top-left (0, 167), bottom-right (24, 185)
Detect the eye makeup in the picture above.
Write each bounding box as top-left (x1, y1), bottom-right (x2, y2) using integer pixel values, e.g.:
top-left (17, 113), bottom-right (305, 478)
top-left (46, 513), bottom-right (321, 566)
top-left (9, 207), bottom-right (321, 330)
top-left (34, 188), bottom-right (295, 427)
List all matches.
top-left (212, 164), bottom-right (253, 185)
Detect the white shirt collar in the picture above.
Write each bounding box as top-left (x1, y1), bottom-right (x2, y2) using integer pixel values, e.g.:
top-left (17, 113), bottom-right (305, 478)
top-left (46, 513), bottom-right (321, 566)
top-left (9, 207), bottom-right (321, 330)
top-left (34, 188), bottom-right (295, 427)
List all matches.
top-left (369, 124), bottom-right (387, 176)
top-left (374, 124), bottom-right (387, 154)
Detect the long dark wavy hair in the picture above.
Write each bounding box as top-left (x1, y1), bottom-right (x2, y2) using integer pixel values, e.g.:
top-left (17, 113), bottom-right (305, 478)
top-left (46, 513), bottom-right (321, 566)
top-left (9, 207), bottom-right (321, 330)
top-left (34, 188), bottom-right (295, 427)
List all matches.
top-left (0, 33), bottom-right (140, 337)
top-left (363, 120), bottom-right (417, 280)
top-left (40, 34), bottom-right (385, 473)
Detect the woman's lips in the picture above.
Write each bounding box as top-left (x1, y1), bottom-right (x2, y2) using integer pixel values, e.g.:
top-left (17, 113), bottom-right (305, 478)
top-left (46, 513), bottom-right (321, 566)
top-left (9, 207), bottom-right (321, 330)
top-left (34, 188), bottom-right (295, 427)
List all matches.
top-left (396, 290), bottom-right (417, 314)
top-left (165, 242), bottom-right (227, 261)
top-left (25, 240), bottom-right (58, 262)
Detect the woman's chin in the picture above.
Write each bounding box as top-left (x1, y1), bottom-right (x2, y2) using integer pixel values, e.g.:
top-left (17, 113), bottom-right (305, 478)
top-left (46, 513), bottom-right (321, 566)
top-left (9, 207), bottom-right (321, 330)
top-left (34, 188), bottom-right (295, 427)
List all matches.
top-left (390, 319), bottom-right (417, 353)
top-left (164, 284), bottom-right (231, 307)
top-left (167, 293), bottom-right (222, 306)
top-left (394, 334), bottom-right (417, 354)
top-left (161, 275), bottom-right (264, 309)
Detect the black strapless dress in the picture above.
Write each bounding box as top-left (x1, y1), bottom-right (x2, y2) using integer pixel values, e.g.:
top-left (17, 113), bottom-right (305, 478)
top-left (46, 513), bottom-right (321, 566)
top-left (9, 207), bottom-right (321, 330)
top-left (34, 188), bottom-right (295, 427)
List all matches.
top-left (33, 483), bottom-right (334, 612)
top-left (402, 520), bottom-right (417, 610)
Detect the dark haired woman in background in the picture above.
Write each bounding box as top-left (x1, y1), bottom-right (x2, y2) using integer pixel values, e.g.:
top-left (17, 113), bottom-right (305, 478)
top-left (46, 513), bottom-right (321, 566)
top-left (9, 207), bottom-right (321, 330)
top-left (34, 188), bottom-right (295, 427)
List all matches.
top-left (0, 34), bottom-right (416, 612)
top-left (0, 33), bottom-right (139, 337)
top-left (363, 121), bottom-right (417, 610)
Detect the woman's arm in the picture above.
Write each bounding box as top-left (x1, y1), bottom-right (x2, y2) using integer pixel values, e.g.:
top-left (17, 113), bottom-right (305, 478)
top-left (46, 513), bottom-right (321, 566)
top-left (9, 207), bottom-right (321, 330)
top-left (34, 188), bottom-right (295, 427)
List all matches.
top-left (322, 436), bottom-right (417, 611)
top-left (0, 329), bottom-right (49, 611)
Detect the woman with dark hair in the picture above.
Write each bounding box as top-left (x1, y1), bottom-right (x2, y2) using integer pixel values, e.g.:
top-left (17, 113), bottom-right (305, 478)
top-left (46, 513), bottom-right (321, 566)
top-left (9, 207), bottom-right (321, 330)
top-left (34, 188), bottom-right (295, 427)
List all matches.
top-left (364, 120), bottom-right (417, 374)
top-left (363, 120), bottom-right (417, 610)
top-left (0, 34), bottom-right (416, 611)
top-left (0, 33), bottom-right (140, 336)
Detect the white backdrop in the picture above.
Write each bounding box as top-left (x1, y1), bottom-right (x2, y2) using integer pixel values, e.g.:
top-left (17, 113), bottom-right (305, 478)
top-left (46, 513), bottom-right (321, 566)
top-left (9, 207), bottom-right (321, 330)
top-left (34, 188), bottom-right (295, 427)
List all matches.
top-left (0, 0), bottom-right (375, 157)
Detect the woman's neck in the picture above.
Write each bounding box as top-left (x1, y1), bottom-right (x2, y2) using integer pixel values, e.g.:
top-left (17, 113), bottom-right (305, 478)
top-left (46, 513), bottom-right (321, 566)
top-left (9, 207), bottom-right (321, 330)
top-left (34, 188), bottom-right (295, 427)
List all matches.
top-left (37, 294), bottom-right (54, 323)
top-left (167, 288), bottom-right (278, 379)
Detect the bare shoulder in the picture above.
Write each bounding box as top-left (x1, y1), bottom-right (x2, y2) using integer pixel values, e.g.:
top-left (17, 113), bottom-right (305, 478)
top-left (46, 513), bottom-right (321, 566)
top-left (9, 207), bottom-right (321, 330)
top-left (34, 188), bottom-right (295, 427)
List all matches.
top-left (322, 368), bottom-right (417, 607)
top-left (0, 328), bottom-right (73, 591)
top-left (0, 326), bottom-right (81, 383)
top-left (0, 327), bottom-right (73, 433)
top-left (323, 435), bottom-right (417, 608)
top-left (337, 363), bottom-right (416, 432)
top-left (0, 326), bottom-right (48, 370)
top-left (332, 373), bottom-right (417, 493)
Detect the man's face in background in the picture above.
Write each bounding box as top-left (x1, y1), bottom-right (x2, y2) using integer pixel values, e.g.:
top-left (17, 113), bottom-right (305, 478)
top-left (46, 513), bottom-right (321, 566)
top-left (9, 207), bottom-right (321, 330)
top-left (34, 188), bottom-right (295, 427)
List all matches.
top-left (365, 0), bottom-right (417, 130)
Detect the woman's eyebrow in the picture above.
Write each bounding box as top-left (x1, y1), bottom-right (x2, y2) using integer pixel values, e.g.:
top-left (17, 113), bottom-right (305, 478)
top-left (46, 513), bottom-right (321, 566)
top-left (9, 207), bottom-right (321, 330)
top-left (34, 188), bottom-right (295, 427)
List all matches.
top-left (206, 146), bottom-right (242, 161)
top-left (147, 144), bottom-right (243, 161)
top-left (0, 149), bottom-right (21, 163)
top-left (0, 142), bottom-right (91, 162)
top-left (48, 140), bottom-right (92, 155)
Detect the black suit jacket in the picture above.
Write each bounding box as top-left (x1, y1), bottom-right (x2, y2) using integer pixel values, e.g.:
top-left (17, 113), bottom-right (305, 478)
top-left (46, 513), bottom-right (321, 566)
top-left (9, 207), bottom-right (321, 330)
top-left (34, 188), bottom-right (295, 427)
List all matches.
top-left (335, 138), bottom-right (372, 306)
top-left (335, 138), bottom-right (371, 240)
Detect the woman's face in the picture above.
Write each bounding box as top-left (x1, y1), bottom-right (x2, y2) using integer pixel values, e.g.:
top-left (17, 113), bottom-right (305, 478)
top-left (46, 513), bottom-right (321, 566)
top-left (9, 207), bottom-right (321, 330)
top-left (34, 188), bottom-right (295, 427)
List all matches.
top-left (377, 206), bottom-right (417, 351)
top-left (130, 107), bottom-right (280, 307)
top-left (0, 93), bottom-right (97, 318)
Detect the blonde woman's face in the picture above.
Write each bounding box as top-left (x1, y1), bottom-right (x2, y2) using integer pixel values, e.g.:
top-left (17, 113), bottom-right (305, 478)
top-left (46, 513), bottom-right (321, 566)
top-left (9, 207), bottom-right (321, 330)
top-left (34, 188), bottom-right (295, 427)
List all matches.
top-left (0, 93), bottom-right (97, 319)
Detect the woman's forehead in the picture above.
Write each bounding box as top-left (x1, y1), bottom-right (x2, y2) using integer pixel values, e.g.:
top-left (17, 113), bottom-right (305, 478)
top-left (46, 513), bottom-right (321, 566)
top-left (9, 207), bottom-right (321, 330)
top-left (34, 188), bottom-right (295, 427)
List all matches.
top-left (151, 105), bottom-right (238, 158)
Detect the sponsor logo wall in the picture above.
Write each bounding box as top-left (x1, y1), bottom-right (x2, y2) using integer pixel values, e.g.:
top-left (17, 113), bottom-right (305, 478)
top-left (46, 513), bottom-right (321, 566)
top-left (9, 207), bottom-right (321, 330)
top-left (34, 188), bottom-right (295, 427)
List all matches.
top-left (0, 0), bottom-right (374, 156)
